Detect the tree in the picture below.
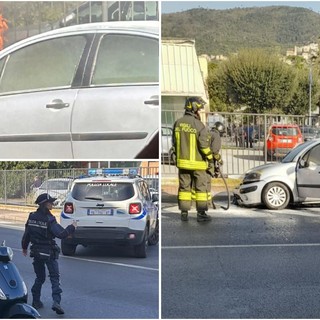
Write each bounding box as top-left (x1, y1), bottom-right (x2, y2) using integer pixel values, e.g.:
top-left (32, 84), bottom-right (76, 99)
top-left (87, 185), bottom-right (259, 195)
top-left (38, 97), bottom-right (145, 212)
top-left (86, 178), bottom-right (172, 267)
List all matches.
top-left (207, 49), bottom-right (317, 114)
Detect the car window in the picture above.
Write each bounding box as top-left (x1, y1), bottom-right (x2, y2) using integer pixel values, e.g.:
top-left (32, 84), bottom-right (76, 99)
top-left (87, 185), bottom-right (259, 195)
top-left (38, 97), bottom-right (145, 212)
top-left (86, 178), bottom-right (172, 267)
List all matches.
top-left (302, 144), bottom-right (320, 166)
top-left (162, 127), bottom-right (172, 136)
top-left (92, 34), bottom-right (158, 85)
top-left (0, 36), bottom-right (87, 94)
top-left (271, 127), bottom-right (298, 136)
top-left (40, 180), bottom-right (71, 190)
top-left (71, 182), bottom-right (134, 201)
top-left (138, 181), bottom-right (151, 201)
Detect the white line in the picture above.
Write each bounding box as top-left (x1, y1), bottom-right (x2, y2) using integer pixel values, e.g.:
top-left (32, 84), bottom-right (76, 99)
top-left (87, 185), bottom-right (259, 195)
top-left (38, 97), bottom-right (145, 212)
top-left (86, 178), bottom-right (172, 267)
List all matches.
top-left (11, 247), bottom-right (158, 272)
top-left (162, 243), bottom-right (320, 250)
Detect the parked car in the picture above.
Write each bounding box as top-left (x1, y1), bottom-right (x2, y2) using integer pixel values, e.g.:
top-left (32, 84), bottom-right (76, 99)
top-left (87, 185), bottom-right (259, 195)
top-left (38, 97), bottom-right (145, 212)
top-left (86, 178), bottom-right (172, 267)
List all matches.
top-left (161, 125), bottom-right (173, 164)
top-left (33, 178), bottom-right (73, 206)
top-left (234, 139), bottom-right (320, 209)
top-left (60, 168), bottom-right (159, 258)
top-left (265, 124), bottom-right (303, 159)
top-left (300, 126), bottom-right (320, 141)
top-left (0, 21), bottom-right (159, 159)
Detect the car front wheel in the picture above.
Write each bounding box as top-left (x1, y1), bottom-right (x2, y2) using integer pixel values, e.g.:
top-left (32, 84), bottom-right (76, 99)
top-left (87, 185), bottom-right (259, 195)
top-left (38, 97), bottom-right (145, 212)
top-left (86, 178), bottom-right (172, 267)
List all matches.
top-left (262, 182), bottom-right (290, 210)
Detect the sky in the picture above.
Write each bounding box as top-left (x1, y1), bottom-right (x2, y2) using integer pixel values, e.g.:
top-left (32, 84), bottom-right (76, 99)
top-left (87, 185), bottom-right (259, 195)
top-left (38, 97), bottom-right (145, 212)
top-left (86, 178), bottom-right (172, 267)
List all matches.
top-left (161, 1), bottom-right (320, 14)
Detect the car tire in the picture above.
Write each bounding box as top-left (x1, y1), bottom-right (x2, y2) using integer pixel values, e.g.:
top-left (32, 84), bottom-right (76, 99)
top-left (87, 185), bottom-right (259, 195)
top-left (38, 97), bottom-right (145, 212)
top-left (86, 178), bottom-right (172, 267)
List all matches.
top-left (148, 219), bottom-right (159, 246)
top-left (262, 182), bottom-right (290, 210)
top-left (61, 240), bottom-right (77, 256)
top-left (134, 227), bottom-right (148, 258)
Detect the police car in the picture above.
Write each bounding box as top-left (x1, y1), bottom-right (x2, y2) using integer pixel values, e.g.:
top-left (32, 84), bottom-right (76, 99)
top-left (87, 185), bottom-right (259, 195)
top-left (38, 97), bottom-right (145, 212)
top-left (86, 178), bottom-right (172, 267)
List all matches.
top-left (60, 168), bottom-right (159, 258)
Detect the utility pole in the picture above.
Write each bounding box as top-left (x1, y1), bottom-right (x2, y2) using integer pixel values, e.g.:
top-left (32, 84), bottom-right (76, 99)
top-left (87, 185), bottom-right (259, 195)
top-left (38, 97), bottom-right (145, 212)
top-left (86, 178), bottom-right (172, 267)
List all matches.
top-left (309, 64), bottom-right (312, 126)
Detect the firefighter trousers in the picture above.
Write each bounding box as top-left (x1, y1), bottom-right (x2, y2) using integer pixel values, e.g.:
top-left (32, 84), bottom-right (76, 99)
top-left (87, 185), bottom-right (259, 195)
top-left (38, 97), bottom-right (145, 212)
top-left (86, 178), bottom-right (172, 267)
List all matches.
top-left (178, 169), bottom-right (208, 212)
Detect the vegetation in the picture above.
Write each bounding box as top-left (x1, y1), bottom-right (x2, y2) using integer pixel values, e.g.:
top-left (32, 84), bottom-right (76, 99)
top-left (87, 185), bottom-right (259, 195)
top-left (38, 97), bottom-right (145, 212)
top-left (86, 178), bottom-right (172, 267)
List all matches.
top-left (207, 49), bottom-right (320, 114)
top-left (162, 6), bottom-right (320, 55)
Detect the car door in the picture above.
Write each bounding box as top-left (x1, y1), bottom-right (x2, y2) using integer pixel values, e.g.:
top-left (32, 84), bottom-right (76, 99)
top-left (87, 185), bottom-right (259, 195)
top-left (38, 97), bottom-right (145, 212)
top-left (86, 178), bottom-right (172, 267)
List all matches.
top-left (296, 143), bottom-right (320, 198)
top-left (71, 31), bottom-right (159, 159)
top-left (0, 34), bottom-right (88, 159)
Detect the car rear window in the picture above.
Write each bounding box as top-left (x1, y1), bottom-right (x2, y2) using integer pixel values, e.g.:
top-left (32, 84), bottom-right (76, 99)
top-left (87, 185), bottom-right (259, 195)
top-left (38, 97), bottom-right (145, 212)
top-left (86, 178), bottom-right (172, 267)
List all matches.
top-left (72, 182), bottom-right (135, 201)
top-left (271, 127), bottom-right (299, 136)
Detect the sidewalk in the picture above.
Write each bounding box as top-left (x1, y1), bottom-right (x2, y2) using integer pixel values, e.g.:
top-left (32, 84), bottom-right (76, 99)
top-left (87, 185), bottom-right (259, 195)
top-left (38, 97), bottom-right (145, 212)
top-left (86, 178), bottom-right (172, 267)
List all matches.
top-left (0, 204), bottom-right (61, 223)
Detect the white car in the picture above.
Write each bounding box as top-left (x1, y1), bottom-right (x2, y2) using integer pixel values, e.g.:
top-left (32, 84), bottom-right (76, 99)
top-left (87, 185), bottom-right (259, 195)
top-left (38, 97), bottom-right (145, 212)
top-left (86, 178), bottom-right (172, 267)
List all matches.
top-left (33, 178), bottom-right (73, 207)
top-left (60, 169), bottom-right (159, 258)
top-left (233, 139), bottom-right (320, 210)
top-left (0, 21), bottom-right (159, 159)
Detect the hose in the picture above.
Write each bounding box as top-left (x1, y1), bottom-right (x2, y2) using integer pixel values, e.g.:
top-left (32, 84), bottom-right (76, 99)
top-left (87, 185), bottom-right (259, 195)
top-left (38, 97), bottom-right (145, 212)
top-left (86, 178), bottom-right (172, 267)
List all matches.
top-left (211, 164), bottom-right (230, 211)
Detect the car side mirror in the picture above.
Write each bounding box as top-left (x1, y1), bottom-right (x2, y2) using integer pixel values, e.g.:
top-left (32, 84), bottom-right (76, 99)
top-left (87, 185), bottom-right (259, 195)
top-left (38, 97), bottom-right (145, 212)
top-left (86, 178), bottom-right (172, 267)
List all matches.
top-left (152, 193), bottom-right (159, 202)
top-left (299, 159), bottom-right (308, 168)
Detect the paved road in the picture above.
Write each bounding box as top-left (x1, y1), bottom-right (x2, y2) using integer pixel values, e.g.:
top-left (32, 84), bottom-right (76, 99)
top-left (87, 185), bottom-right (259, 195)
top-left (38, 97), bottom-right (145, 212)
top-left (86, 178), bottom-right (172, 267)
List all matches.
top-left (0, 221), bottom-right (159, 319)
top-left (161, 200), bottom-right (320, 319)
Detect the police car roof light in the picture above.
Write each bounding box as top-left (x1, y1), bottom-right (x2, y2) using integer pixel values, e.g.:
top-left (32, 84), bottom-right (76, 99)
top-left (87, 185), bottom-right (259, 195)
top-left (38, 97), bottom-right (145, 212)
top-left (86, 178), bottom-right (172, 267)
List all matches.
top-left (88, 168), bottom-right (139, 177)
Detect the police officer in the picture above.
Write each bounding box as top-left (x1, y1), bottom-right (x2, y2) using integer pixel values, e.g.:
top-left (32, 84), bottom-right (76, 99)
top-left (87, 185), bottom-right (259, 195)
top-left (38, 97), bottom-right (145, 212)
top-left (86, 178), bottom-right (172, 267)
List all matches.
top-left (172, 97), bottom-right (214, 222)
top-left (207, 121), bottom-right (225, 207)
top-left (22, 193), bottom-right (77, 315)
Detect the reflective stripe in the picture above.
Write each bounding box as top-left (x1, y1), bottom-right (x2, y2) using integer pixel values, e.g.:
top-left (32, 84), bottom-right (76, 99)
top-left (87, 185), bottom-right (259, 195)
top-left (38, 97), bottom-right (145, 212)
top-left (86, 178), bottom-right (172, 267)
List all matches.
top-left (201, 147), bottom-right (211, 155)
top-left (190, 134), bottom-right (196, 161)
top-left (191, 189), bottom-right (196, 200)
top-left (207, 193), bottom-right (212, 201)
top-left (177, 159), bottom-right (207, 170)
top-left (178, 191), bottom-right (192, 201)
top-left (176, 131), bottom-right (181, 161)
top-left (195, 192), bottom-right (208, 201)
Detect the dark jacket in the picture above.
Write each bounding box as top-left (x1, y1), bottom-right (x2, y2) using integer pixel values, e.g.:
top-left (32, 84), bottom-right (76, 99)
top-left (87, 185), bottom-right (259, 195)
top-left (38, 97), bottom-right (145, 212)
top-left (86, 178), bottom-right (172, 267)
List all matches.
top-left (210, 128), bottom-right (222, 155)
top-left (172, 111), bottom-right (213, 170)
top-left (22, 206), bottom-right (75, 251)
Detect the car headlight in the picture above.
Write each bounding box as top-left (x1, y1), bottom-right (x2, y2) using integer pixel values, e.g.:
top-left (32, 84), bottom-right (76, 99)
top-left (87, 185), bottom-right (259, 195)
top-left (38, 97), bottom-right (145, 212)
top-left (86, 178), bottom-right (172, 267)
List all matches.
top-left (243, 171), bottom-right (261, 184)
top-left (0, 288), bottom-right (7, 300)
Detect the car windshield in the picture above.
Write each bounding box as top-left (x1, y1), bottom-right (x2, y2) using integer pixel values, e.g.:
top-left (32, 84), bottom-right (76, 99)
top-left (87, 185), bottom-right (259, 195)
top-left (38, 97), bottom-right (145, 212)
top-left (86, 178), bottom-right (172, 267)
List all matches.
top-left (72, 182), bottom-right (135, 201)
top-left (40, 180), bottom-right (70, 190)
top-left (282, 140), bottom-right (316, 163)
top-left (271, 127), bottom-right (298, 136)
top-left (302, 127), bottom-right (318, 134)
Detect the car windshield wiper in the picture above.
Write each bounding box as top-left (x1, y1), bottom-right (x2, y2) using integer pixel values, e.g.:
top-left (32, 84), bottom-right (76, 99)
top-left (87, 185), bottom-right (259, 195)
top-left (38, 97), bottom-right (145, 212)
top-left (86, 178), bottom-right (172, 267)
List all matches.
top-left (84, 196), bottom-right (103, 201)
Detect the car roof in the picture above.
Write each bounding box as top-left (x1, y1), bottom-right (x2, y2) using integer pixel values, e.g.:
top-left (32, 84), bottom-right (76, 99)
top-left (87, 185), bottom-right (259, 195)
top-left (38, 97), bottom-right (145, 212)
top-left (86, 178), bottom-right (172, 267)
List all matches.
top-left (0, 21), bottom-right (158, 56)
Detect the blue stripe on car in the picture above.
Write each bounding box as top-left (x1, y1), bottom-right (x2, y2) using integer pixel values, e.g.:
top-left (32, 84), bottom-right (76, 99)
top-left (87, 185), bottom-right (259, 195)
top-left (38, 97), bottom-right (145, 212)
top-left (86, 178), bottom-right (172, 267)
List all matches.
top-left (132, 207), bottom-right (147, 220)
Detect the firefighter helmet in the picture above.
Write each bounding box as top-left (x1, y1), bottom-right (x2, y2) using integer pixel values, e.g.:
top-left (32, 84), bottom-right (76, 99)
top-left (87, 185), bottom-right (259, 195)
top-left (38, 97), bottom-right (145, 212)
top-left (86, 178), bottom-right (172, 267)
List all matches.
top-left (185, 97), bottom-right (206, 113)
top-left (213, 121), bottom-right (225, 134)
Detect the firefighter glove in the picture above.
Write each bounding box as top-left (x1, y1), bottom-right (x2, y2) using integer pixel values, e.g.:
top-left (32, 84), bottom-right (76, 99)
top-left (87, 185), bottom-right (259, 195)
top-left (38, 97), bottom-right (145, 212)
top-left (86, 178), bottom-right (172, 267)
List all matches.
top-left (214, 153), bottom-right (223, 166)
top-left (207, 163), bottom-right (216, 178)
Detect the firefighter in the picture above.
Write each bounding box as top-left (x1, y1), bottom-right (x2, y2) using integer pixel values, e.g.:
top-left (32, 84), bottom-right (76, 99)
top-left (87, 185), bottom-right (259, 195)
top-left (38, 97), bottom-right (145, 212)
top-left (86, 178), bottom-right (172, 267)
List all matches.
top-left (0, 14), bottom-right (8, 51)
top-left (22, 193), bottom-right (77, 315)
top-left (172, 97), bottom-right (214, 222)
top-left (207, 121), bottom-right (225, 208)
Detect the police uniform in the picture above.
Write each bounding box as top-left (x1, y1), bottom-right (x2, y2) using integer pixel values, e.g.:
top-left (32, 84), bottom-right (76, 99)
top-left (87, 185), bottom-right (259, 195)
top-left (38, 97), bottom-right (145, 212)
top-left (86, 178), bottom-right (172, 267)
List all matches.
top-left (21, 193), bottom-right (75, 315)
top-left (172, 97), bottom-right (213, 221)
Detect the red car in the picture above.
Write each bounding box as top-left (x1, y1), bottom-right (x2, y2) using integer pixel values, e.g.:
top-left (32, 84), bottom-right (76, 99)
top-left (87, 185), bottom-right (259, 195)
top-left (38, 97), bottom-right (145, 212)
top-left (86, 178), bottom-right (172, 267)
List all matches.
top-left (266, 124), bottom-right (303, 158)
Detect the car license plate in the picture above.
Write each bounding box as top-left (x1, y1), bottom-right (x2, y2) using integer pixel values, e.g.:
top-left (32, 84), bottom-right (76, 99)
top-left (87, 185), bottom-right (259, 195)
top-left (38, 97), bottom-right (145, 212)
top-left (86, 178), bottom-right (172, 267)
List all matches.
top-left (87, 209), bottom-right (113, 216)
top-left (281, 139), bottom-right (292, 143)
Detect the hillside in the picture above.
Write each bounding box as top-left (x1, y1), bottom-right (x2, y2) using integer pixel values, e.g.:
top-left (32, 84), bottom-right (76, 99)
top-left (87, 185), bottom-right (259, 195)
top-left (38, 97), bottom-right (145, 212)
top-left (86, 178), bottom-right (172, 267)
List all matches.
top-left (162, 6), bottom-right (320, 55)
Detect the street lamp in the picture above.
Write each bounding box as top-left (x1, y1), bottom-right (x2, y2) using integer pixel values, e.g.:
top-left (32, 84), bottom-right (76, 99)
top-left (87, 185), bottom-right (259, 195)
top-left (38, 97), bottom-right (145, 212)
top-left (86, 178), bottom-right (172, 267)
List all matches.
top-left (309, 64), bottom-right (312, 126)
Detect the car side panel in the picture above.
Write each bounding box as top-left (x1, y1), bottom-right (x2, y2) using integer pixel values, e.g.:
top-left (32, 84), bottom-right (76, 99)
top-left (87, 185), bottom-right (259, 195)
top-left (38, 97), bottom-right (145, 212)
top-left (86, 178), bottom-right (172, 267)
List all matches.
top-left (70, 86), bottom-right (159, 158)
top-left (0, 90), bottom-right (76, 158)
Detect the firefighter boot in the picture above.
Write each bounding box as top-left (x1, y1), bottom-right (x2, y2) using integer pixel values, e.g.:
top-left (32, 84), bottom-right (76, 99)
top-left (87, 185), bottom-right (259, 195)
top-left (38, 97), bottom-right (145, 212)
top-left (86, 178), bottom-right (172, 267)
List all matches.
top-left (181, 211), bottom-right (188, 221)
top-left (197, 211), bottom-right (212, 222)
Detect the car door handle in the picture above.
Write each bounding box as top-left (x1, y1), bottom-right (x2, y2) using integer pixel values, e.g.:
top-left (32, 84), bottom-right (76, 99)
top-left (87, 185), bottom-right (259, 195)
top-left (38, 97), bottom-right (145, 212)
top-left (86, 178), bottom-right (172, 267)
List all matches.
top-left (46, 99), bottom-right (70, 110)
top-left (144, 96), bottom-right (159, 106)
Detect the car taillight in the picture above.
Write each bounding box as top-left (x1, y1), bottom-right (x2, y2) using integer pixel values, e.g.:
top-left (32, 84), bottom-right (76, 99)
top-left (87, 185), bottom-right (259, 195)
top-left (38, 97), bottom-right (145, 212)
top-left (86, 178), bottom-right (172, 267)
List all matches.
top-left (129, 203), bottom-right (141, 214)
top-left (64, 202), bottom-right (74, 214)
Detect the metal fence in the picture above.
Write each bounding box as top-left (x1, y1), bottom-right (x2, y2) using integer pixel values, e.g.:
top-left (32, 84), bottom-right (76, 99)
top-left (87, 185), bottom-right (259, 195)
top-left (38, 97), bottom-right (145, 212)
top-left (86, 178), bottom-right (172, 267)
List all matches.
top-left (161, 110), bottom-right (320, 176)
top-left (0, 165), bottom-right (159, 207)
top-left (2, 1), bottom-right (159, 47)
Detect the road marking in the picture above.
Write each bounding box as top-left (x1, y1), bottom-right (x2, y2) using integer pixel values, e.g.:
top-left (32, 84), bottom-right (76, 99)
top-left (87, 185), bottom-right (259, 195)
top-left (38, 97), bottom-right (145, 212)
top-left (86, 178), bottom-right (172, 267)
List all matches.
top-left (162, 243), bottom-right (320, 250)
top-left (11, 247), bottom-right (158, 272)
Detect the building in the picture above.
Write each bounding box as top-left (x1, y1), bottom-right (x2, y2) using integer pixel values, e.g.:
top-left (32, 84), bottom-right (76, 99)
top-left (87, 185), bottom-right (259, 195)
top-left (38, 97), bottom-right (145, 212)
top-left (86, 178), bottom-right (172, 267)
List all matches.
top-left (161, 38), bottom-right (209, 125)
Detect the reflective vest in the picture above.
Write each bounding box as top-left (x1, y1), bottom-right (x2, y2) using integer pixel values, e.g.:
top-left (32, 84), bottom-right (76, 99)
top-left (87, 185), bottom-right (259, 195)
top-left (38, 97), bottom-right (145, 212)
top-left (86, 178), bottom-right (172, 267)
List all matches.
top-left (173, 112), bottom-right (213, 170)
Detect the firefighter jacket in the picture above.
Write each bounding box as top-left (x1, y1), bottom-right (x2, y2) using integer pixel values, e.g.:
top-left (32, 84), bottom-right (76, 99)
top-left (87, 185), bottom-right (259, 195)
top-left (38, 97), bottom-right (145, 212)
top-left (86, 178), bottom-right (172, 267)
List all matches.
top-left (210, 128), bottom-right (222, 155)
top-left (173, 111), bottom-right (213, 170)
top-left (21, 206), bottom-right (75, 254)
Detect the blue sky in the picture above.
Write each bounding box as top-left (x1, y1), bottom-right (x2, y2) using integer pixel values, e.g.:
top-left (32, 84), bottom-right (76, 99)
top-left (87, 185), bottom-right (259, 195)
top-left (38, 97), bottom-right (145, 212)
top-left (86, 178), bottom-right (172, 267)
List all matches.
top-left (161, 1), bottom-right (320, 14)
